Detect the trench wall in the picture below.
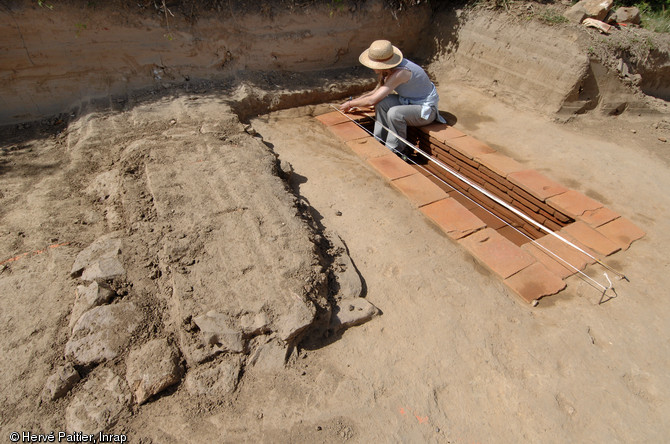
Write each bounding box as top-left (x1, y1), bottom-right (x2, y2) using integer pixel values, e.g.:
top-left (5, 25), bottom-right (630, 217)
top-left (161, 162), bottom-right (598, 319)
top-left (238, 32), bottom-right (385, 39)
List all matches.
top-left (1, 1), bottom-right (666, 125)
top-left (431, 10), bottom-right (662, 115)
top-left (0, 0), bottom-right (431, 124)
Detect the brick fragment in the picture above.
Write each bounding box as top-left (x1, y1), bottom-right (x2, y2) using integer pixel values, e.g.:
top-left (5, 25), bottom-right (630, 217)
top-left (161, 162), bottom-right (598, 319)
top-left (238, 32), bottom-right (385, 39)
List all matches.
top-left (546, 190), bottom-right (603, 219)
top-left (391, 174), bottom-right (449, 207)
top-left (504, 262), bottom-right (567, 304)
top-left (508, 170), bottom-right (568, 201)
top-left (459, 228), bottom-right (537, 279)
top-left (420, 198), bottom-right (486, 239)
top-left (579, 207), bottom-right (620, 227)
top-left (596, 217), bottom-right (645, 251)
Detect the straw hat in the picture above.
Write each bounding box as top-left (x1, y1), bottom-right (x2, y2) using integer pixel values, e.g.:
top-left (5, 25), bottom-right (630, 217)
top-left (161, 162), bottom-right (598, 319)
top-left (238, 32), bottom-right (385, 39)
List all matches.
top-left (359, 40), bottom-right (403, 70)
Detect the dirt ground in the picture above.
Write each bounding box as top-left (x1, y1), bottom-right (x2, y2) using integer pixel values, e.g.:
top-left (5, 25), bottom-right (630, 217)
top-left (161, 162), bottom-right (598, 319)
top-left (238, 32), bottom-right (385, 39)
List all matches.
top-left (1, 1), bottom-right (670, 443)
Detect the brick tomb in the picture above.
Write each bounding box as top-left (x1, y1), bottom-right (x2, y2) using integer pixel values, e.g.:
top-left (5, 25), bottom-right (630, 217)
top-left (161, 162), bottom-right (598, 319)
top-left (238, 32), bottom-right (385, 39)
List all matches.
top-left (316, 110), bottom-right (644, 304)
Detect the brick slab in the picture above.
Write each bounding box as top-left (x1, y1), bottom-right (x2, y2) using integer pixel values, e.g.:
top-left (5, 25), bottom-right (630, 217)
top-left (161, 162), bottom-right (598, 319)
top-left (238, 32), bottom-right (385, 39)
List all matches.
top-left (446, 135), bottom-right (496, 159)
top-left (579, 207), bottom-right (620, 227)
top-left (391, 173), bottom-right (450, 207)
top-left (562, 221), bottom-right (621, 256)
top-left (469, 205), bottom-right (507, 230)
top-left (459, 228), bottom-right (537, 279)
top-left (546, 190), bottom-right (603, 219)
top-left (327, 121), bottom-right (370, 142)
top-left (368, 154), bottom-right (417, 180)
top-left (508, 170), bottom-right (568, 201)
top-left (504, 262), bottom-right (567, 303)
top-left (497, 225), bottom-right (532, 247)
top-left (420, 198), bottom-right (486, 239)
top-left (476, 152), bottom-right (524, 177)
top-left (420, 123), bottom-right (466, 143)
top-left (523, 232), bottom-right (596, 279)
top-left (596, 217), bottom-right (646, 250)
top-left (316, 111), bottom-right (354, 126)
top-left (346, 137), bottom-right (389, 159)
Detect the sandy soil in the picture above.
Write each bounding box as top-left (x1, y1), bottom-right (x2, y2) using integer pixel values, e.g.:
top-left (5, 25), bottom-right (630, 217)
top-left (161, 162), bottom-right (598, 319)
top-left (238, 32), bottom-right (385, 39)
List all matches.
top-left (1, 2), bottom-right (670, 444)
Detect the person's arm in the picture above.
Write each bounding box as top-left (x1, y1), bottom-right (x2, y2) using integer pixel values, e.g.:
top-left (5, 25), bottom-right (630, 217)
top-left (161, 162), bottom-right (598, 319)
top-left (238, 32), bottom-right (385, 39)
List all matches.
top-left (340, 69), bottom-right (411, 112)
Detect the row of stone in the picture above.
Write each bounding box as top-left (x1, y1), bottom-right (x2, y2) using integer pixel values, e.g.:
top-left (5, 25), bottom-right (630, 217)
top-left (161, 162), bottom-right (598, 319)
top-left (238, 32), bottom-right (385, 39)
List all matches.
top-left (42, 227), bottom-right (380, 434)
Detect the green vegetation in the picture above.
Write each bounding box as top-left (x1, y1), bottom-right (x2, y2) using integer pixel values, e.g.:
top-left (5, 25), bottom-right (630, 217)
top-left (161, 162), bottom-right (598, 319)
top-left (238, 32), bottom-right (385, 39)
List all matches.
top-left (639, 5), bottom-right (670, 33)
top-left (540, 8), bottom-right (569, 24)
top-left (616, 0), bottom-right (670, 33)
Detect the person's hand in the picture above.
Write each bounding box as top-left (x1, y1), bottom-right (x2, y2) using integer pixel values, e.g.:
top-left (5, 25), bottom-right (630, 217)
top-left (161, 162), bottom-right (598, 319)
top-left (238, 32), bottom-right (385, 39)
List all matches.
top-left (339, 100), bottom-right (353, 113)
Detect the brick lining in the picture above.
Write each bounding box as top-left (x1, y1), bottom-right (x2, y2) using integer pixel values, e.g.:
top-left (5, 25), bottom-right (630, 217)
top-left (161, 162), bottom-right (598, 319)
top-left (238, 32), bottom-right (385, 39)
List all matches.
top-left (316, 110), bottom-right (645, 304)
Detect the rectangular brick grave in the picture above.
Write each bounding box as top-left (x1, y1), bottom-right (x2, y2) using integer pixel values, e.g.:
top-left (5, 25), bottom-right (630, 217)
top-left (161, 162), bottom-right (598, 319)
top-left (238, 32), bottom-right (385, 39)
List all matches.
top-left (317, 112), bottom-right (645, 304)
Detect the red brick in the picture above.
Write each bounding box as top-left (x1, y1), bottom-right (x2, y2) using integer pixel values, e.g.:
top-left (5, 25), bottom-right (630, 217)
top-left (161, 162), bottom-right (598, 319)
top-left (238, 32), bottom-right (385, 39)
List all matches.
top-left (433, 151), bottom-right (462, 172)
top-left (546, 190), bottom-right (603, 219)
top-left (445, 135), bottom-right (496, 160)
top-left (317, 111), bottom-right (362, 126)
top-left (513, 186), bottom-right (556, 215)
top-left (420, 123), bottom-right (466, 143)
top-left (420, 198), bottom-right (486, 239)
top-left (346, 137), bottom-right (389, 159)
top-left (425, 163), bottom-right (470, 192)
top-left (485, 169), bottom-right (516, 191)
top-left (391, 173), bottom-right (450, 207)
top-left (561, 221), bottom-right (621, 256)
top-left (508, 170), bottom-right (568, 201)
top-left (476, 152), bottom-right (524, 177)
top-left (525, 232), bottom-right (596, 277)
top-left (522, 242), bottom-right (578, 279)
top-left (596, 217), bottom-right (645, 251)
top-left (553, 211), bottom-right (574, 224)
top-left (315, 111), bottom-right (349, 126)
top-left (450, 192), bottom-right (479, 211)
top-left (503, 262), bottom-right (567, 304)
top-left (497, 225), bottom-right (532, 247)
top-left (543, 219), bottom-right (563, 232)
top-left (327, 121), bottom-right (370, 142)
top-left (459, 228), bottom-right (537, 279)
top-left (448, 145), bottom-right (482, 169)
top-left (469, 205), bottom-right (507, 230)
top-left (483, 182), bottom-right (514, 204)
top-left (508, 189), bottom-right (541, 213)
top-left (579, 207), bottom-right (620, 227)
top-left (367, 154), bottom-right (417, 180)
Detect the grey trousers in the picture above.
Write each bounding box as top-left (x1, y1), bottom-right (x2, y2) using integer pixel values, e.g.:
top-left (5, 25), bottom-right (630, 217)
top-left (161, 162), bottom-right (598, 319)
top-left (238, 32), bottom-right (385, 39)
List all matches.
top-left (373, 95), bottom-right (437, 153)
